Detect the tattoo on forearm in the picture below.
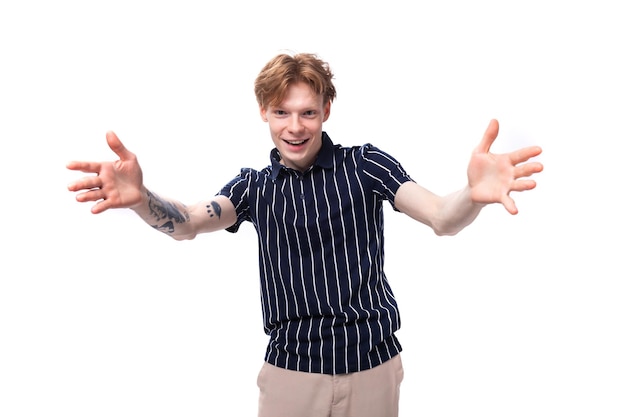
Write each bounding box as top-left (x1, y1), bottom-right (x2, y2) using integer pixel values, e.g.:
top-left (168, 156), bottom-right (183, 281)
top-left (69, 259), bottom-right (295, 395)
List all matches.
top-left (154, 221), bottom-right (175, 234)
top-left (206, 201), bottom-right (222, 219)
top-left (146, 190), bottom-right (189, 233)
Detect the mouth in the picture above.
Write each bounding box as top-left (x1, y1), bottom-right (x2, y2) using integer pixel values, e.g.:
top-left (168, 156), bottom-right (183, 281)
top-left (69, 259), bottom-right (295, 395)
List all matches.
top-left (283, 138), bottom-right (309, 146)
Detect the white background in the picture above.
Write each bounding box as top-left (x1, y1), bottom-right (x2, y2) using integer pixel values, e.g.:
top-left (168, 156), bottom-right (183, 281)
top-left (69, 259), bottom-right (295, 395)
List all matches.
top-left (1, 1), bottom-right (624, 416)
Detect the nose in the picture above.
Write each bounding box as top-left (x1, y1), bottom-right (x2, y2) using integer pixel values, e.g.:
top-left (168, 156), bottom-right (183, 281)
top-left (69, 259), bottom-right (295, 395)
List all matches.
top-left (288, 115), bottom-right (304, 133)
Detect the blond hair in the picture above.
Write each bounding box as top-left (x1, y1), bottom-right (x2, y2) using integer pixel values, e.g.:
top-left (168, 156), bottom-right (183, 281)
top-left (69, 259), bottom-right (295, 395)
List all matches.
top-left (254, 53), bottom-right (337, 109)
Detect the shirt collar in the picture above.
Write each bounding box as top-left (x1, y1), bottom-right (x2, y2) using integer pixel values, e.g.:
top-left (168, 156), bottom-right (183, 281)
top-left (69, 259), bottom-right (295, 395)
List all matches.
top-left (270, 132), bottom-right (334, 180)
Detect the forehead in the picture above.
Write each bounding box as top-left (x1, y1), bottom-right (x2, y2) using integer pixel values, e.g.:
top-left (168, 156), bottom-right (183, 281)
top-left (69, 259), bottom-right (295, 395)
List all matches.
top-left (274, 82), bottom-right (324, 109)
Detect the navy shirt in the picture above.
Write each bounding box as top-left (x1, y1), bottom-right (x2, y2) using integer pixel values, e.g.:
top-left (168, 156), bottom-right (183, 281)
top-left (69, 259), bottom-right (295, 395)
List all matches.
top-left (218, 132), bottom-right (414, 375)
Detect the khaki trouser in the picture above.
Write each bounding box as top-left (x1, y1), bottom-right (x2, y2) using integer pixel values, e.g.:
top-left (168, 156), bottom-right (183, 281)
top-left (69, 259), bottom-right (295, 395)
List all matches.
top-left (257, 354), bottom-right (404, 417)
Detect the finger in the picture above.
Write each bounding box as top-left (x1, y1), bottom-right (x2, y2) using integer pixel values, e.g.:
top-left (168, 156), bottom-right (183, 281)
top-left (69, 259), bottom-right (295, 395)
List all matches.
top-left (106, 131), bottom-right (136, 161)
top-left (74, 189), bottom-right (116, 214)
top-left (66, 160), bottom-right (102, 174)
top-left (67, 175), bottom-right (102, 192)
top-left (502, 194), bottom-right (518, 215)
top-left (474, 119), bottom-right (499, 154)
top-left (91, 199), bottom-right (113, 215)
top-left (510, 146), bottom-right (543, 165)
top-left (75, 187), bottom-right (106, 202)
top-left (514, 161), bottom-right (544, 179)
top-left (510, 179), bottom-right (537, 192)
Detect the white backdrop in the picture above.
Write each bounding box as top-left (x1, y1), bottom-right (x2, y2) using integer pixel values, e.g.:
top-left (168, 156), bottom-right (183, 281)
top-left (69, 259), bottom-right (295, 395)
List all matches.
top-left (1, 1), bottom-right (624, 416)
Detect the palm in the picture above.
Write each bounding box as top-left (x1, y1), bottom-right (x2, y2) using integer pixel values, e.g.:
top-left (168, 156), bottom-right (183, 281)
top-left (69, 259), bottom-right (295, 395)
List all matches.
top-left (67, 132), bottom-right (144, 214)
top-left (467, 120), bottom-right (543, 214)
top-left (98, 154), bottom-right (143, 208)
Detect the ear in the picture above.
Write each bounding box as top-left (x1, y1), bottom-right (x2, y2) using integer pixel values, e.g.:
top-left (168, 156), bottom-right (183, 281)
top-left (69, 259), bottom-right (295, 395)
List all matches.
top-left (322, 101), bottom-right (331, 122)
top-left (259, 105), bottom-right (268, 122)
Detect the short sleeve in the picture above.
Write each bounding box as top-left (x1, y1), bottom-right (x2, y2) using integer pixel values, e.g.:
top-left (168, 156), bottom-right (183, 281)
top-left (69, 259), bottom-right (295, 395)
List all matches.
top-left (359, 144), bottom-right (414, 209)
top-left (217, 168), bottom-right (253, 233)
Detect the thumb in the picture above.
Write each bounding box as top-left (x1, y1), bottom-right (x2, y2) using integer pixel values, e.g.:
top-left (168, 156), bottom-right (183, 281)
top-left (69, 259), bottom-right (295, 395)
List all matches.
top-left (106, 131), bottom-right (135, 161)
top-left (474, 119), bottom-right (499, 154)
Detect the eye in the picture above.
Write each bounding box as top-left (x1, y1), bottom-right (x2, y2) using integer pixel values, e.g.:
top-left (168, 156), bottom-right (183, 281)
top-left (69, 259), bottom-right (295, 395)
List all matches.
top-left (303, 110), bottom-right (316, 117)
top-left (273, 109), bottom-right (287, 116)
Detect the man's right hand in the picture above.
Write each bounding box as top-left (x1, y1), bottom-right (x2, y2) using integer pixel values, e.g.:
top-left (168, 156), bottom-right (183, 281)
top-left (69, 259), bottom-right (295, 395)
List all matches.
top-left (67, 131), bottom-right (144, 214)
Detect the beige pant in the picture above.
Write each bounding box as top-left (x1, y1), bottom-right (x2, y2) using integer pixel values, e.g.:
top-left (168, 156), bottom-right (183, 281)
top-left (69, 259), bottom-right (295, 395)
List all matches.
top-left (257, 355), bottom-right (404, 417)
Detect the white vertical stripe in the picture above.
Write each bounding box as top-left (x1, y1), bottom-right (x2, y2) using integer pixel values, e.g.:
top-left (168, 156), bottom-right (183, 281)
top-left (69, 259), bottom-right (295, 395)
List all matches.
top-left (331, 154), bottom-right (355, 373)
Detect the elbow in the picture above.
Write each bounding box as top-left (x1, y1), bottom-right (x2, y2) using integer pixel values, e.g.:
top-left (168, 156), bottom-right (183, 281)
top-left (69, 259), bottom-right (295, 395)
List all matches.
top-left (172, 234), bottom-right (195, 241)
top-left (433, 226), bottom-right (462, 237)
top-left (156, 223), bottom-right (197, 241)
top-left (430, 218), bottom-right (464, 237)
top-left (171, 230), bottom-right (197, 241)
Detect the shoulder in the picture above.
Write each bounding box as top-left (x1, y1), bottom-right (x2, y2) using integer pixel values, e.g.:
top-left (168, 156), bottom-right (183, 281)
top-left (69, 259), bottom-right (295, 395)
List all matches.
top-left (322, 133), bottom-right (404, 172)
top-left (226, 165), bottom-right (272, 182)
top-left (339, 143), bottom-right (403, 171)
top-left (219, 165), bottom-right (272, 196)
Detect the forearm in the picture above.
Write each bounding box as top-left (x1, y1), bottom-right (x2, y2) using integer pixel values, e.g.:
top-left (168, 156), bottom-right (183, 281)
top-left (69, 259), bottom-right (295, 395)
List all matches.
top-left (131, 187), bottom-right (196, 240)
top-left (395, 182), bottom-right (485, 236)
top-left (431, 186), bottom-right (485, 236)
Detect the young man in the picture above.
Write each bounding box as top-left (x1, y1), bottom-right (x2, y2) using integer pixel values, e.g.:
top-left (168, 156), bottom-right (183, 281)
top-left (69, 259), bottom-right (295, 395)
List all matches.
top-left (67, 53), bottom-right (543, 417)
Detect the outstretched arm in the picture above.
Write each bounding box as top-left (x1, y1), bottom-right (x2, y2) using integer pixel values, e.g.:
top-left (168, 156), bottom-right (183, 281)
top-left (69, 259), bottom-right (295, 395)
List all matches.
top-left (394, 119), bottom-right (543, 236)
top-left (67, 131), bottom-right (237, 240)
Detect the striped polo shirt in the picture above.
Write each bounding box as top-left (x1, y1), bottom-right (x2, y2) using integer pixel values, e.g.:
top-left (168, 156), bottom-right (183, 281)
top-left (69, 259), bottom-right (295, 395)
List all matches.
top-left (218, 132), bottom-right (414, 375)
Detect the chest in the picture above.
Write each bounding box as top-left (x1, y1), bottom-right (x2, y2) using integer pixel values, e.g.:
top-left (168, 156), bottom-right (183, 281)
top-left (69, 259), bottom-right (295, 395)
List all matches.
top-left (251, 171), bottom-right (377, 235)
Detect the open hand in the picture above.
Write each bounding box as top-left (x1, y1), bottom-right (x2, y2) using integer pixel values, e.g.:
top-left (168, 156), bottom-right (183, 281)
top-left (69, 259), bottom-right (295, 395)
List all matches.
top-left (67, 132), bottom-right (144, 214)
top-left (468, 119), bottom-right (543, 214)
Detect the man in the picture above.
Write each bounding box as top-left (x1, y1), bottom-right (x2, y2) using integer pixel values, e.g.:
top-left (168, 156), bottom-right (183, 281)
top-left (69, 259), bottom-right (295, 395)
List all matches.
top-left (67, 52), bottom-right (543, 417)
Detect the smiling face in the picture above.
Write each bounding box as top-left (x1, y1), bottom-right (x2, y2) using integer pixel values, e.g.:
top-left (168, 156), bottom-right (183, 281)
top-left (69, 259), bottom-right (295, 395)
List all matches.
top-left (260, 81), bottom-right (331, 172)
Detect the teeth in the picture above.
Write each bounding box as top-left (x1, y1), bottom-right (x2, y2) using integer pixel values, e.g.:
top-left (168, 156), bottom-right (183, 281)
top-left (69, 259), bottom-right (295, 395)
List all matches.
top-left (286, 139), bottom-right (306, 145)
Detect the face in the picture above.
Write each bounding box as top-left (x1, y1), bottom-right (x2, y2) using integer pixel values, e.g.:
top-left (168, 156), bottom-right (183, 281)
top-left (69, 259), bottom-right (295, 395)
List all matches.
top-left (260, 81), bottom-right (331, 172)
